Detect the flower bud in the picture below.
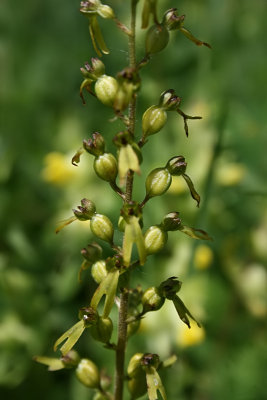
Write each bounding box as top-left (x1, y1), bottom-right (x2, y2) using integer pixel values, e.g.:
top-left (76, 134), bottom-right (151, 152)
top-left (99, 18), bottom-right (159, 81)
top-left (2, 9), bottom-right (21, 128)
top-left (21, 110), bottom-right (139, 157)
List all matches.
top-left (61, 350), bottom-right (80, 368)
top-left (90, 316), bottom-right (113, 343)
top-left (73, 198), bottom-right (96, 220)
top-left (91, 260), bottom-right (108, 283)
top-left (80, 58), bottom-right (105, 80)
top-left (76, 358), bottom-right (100, 388)
top-left (145, 168), bottom-right (172, 198)
top-left (159, 276), bottom-right (182, 299)
top-left (166, 156), bottom-right (187, 176)
top-left (145, 23), bottom-right (170, 55)
top-left (98, 4), bottom-right (115, 19)
top-left (144, 225), bottom-right (168, 255)
top-left (83, 132), bottom-right (105, 156)
top-left (142, 286), bottom-right (165, 313)
top-left (142, 106), bottom-right (167, 137)
top-left (94, 153), bottom-right (118, 182)
top-left (95, 75), bottom-right (118, 107)
top-left (90, 213), bottom-right (114, 244)
top-left (159, 89), bottom-right (181, 111)
top-left (81, 242), bottom-right (102, 263)
top-left (161, 212), bottom-right (182, 231)
top-left (163, 8), bottom-right (185, 31)
top-left (78, 306), bottom-right (98, 328)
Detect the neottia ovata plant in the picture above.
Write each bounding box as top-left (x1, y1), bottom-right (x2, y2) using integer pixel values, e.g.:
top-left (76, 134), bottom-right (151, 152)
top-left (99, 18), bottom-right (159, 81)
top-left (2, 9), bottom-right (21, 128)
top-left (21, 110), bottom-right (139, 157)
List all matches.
top-left (35, 1), bottom-right (212, 399)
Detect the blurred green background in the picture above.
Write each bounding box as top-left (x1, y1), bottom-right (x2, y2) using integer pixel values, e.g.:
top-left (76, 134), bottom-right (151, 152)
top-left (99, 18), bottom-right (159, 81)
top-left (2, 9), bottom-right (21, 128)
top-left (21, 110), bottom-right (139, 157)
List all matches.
top-left (1, 0), bottom-right (267, 399)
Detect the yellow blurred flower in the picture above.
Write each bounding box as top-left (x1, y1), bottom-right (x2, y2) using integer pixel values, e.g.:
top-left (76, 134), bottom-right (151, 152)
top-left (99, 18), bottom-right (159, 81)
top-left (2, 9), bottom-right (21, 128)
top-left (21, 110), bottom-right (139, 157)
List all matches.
top-left (41, 152), bottom-right (75, 185)
top-left (177, 323), bottom-right (205, 348)
top-left (216, 163), bottom-right (246, 186)
top-left (194, 244), bottom-right (213, 270)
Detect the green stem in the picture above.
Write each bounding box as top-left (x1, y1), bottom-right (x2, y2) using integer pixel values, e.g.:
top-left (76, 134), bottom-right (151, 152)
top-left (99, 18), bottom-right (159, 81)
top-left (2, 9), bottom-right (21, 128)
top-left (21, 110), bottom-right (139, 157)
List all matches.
top-left (114, 2), bottom-right (137, 400)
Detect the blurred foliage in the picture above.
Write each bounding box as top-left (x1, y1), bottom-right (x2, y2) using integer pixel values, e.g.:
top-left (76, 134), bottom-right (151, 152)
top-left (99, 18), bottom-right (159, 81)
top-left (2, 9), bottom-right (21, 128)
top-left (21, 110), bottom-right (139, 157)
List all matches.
top-left (0, 0), bottom-right (267, 399)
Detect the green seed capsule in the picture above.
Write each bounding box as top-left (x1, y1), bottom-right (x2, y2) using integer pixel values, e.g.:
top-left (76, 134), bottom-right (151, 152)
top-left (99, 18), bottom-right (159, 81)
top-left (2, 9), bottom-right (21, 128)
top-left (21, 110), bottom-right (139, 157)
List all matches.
top-left (144, 225), bottom-right (168, 254)
top-left (90, 316), bottom-right (113, 344)
top-left (76, 358), bottom-right (100, 388)
top-left (128, 376), bottom-right (147, 400)
top-left (142, 287), bottom-right (165, 313)
top-left (95, 75), bottom-right (118, 106)
top-left (145, 23), bottom-right (170, 55)
top-left (90, 214), bottom-right (114, 244)
top-left (127, 353), bottom-right (144, 378)
top-left (142, 106), bottom-right (167, 137)
top-left (94, 153), bottom-right (118, 182)
top-left (91, 260), bottom-right (108, 283)
top-left (145, 167), bottom-right (172, 198)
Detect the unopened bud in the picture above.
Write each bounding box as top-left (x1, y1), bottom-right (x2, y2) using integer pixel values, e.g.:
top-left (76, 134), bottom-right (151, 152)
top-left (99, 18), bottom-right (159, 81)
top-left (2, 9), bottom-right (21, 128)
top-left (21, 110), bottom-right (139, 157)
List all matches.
top-left (142, 106), bottom-right (167, 137)
top-left (83, 132), bottom-right (105, 156)
top-left (145, 23), bottom-right (170, 55)
top-left (91, 260), bottom-right (108, 283)
top-left (145, 168), bottom-right (172, 198)
top-left (144, 225), bottom-right (168, 255)
top-left (163, 8), bottom-right (185, 31)
top-left (81, 242), bottom-right (102, 263)
top-left (90, 213), bottom-right (114, 244)
top-left (90, 316), bottom-right (113, 343)
top-left (95, 75), bottom-right (118, 107)
top-left (76, 358), bottom-right (100, 388)
top-left (94, 153), bottom-right (118, 182)
top-left (73, 198), bottom-right (96, 220)
top-left (142, 286), bottom-right (165, 313)
top-left (161, 212), bottom-right (182, 231)
top-left (98, 4), bottom-right (115, 19)
top-left (159, 277), bottom-right (182, 299)
top-left (166, 155), bottom-right (187, 176)
top-left (159, 89), bottom-right (181, 111)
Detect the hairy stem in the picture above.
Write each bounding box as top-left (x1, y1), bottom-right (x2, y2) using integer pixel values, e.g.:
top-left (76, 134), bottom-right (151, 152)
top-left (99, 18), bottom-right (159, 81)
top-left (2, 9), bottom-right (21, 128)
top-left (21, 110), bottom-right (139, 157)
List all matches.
top-left (114, 1), bottom-right (137, 399)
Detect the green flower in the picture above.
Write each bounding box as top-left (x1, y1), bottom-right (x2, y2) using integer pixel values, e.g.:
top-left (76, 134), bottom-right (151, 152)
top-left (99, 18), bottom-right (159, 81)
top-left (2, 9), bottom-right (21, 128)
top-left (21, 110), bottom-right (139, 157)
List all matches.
top-left (80, 1), bottom-right (115, 57)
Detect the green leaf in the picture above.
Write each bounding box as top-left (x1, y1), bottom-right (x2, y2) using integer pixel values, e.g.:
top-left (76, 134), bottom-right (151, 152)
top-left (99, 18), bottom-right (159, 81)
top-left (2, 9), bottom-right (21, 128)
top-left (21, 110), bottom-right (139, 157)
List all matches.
top-left (90, 269), bottom-right (120, 318)
top-left (53, 320), bottom-right (85, 356)
top-left (33, 356), bottom-right (65, 371)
